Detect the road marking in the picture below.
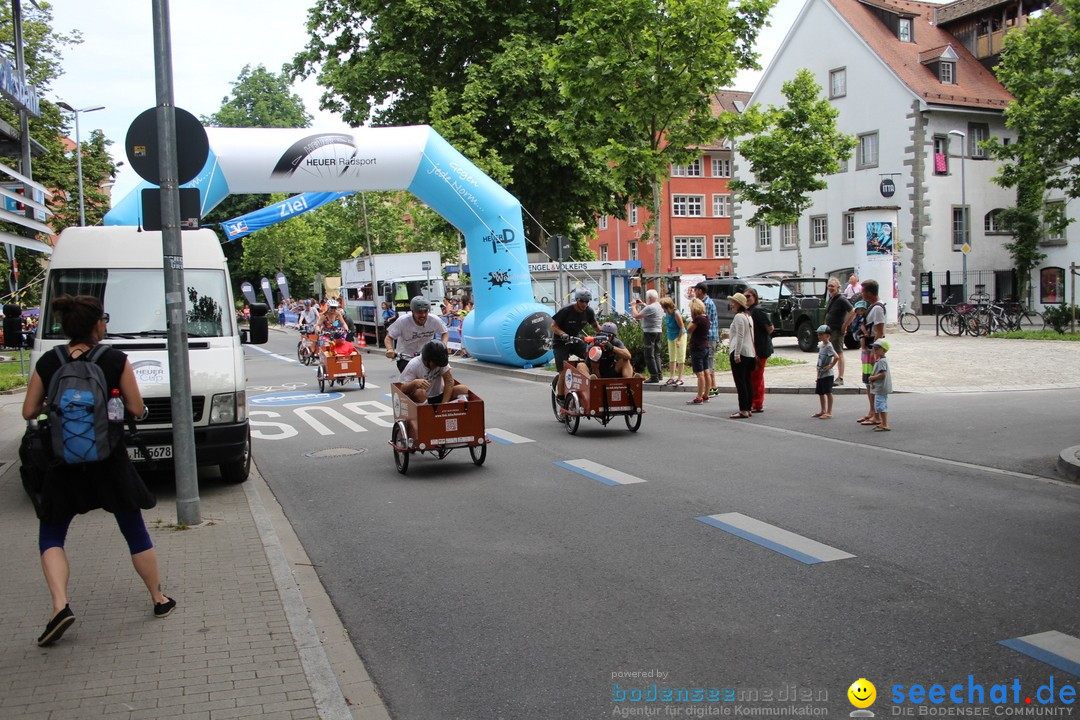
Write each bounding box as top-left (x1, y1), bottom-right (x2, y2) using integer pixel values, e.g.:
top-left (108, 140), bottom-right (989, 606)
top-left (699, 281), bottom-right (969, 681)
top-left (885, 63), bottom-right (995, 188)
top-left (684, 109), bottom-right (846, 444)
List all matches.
top-left (246, 345), bottom-right (298, 364)
top-left (486, 428), bottom-right (534, 445)
top-left (555, 459), bottom-right (646, 486)
top-left (1000, 631), bottom-right (1080, 677)
top-left (696, 512), bottom-right (856, 565)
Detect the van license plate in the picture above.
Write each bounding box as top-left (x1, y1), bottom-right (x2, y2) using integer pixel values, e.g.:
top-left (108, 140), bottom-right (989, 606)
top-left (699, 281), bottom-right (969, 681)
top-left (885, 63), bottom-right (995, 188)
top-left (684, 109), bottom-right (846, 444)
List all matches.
top-left (128, 445), bottom-right (173, 461)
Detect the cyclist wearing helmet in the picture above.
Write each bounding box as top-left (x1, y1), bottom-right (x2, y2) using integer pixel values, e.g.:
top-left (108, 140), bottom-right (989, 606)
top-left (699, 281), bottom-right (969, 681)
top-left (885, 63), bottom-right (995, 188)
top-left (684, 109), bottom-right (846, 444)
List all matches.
top-left (552, 288), bottom-right (601, 400)
top-left (316, 299), bottom-right (347, 334)
top-left (385, 296), bottom-right (449, 372)
top-left (577, 321), bottom-right (633, 379)
top-left (399, 340), bottom-right (469, 404)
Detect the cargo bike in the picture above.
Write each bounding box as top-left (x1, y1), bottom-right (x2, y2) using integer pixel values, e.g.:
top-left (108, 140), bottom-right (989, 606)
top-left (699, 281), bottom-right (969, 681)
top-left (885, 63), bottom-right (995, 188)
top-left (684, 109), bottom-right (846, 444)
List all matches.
top-left (549, 335), bottom-right (645, 434)
top-left (315, 330), bottom-right (366, 392)
top-left (389, 382), bottom-right (488, 474)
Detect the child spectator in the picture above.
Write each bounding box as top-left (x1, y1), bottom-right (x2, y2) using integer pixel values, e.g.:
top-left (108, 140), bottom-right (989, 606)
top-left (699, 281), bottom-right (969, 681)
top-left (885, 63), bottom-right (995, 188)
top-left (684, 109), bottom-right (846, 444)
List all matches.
top-left (813, 324), bottom-right (838, 419)
top-left (867, 339), bottom-right (892, 431)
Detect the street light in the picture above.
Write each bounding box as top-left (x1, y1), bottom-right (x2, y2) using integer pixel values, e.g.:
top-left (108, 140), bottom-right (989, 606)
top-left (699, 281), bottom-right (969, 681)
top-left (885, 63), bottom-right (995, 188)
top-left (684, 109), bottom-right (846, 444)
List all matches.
top-left (57, 102), bottom-right (105, 226)
top-left (948, 129), bottom-right (968, 300)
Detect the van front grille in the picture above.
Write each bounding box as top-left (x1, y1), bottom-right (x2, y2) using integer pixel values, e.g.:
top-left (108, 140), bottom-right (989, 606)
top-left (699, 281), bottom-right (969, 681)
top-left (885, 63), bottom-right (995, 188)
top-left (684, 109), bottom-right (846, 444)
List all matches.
top-left (139, 397), bottom-right (205, 424)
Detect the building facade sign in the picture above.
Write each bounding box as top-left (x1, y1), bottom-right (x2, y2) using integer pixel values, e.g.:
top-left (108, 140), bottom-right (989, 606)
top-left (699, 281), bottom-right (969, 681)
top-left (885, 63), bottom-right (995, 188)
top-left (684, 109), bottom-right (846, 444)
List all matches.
top-left (0, 58), bottom-right (40, 117)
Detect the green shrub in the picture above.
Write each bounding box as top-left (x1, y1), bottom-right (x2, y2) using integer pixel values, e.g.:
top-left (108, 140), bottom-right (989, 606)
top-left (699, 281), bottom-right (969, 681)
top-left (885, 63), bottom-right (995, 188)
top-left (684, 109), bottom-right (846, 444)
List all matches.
top-left (1042, 305), bottom-right (1080, 334)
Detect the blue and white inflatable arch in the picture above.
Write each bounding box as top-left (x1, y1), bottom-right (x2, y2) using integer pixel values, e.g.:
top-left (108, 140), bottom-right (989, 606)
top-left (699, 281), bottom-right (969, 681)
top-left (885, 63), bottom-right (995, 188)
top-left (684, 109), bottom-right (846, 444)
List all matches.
top-left (105, 126), bottom-right (553, 368)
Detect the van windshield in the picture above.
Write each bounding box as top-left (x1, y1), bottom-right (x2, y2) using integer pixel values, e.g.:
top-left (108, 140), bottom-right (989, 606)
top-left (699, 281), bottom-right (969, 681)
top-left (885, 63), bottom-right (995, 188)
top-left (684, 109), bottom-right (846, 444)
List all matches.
top-left (41, 269), bottom-right (233, 339)
top-left (745, 282), bottom-right (780, 302)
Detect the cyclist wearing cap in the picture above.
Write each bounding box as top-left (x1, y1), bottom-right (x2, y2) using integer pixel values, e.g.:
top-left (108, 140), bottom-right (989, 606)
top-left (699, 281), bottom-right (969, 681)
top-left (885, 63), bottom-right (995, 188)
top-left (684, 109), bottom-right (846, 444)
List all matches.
top-left (577, 322), bottom-right (633, 379)
top-left (551, 288), bottom-right (601, 400)
top-left (298, 300), bottom-right (319, 331)
top-left (398, 340), bottom-right (469, 404)
top-left (385, 296), bottom-right (449, 372)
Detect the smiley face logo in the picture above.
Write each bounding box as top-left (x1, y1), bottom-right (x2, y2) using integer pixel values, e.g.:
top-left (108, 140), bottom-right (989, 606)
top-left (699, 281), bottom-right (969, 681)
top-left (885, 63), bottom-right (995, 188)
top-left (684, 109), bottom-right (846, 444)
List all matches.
top-left (848, 678), bottom-right (876, 709)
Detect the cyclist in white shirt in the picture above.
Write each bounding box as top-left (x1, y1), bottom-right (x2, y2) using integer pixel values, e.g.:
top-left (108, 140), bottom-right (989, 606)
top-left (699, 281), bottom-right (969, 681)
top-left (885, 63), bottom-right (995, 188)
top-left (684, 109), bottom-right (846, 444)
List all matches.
top-left (385, 296), bottom-right (449, 372)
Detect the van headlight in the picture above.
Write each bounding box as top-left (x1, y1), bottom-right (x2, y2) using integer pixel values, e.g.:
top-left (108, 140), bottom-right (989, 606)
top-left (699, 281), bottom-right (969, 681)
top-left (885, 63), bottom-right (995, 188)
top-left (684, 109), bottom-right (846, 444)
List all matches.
top-left (210, 391), bottom-right (246, 424)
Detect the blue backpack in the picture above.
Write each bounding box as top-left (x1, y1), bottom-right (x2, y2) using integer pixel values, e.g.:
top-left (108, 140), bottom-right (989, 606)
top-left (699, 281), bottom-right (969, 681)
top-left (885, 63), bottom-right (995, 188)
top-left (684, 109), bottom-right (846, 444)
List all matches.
top-left (46, 345), bottom-right (117, 464)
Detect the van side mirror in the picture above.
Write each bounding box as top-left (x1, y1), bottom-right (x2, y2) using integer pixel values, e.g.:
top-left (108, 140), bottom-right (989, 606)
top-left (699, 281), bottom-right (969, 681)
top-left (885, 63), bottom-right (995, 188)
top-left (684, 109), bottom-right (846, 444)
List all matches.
top-left (244, 302), bottom-right (269, 345)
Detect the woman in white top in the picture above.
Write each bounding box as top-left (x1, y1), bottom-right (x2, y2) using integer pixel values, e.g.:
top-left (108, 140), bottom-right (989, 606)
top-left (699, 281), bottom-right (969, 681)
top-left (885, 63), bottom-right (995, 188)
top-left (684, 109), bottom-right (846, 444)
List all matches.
top-left (727, 292), bottom-right (757, 418)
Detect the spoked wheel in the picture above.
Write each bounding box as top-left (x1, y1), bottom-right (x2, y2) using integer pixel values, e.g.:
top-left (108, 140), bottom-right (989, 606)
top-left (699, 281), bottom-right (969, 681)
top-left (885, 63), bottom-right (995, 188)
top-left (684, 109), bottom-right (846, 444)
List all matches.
top-left (391, 421), bottom-right (410, 474)
top-left (296, 341), bottom-right (306, 363)
top-left (564, 393), bottom-right (581, 435)
top-left (317, 368), bottom-right (326, 393)
top-left (469, 442), bottom-right (487, 466)
top-left (939, 313), bottom-right (961, 336)
top-left (550, 376), bottom-right (564, 422)
top-left (899, 312), bottom-right (920, 333)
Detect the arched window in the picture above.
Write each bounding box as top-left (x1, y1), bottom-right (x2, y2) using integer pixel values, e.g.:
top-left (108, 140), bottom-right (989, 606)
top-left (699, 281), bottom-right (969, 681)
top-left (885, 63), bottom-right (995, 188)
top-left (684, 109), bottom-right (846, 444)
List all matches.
top-left (984, 208), bottom-right (1007, 234)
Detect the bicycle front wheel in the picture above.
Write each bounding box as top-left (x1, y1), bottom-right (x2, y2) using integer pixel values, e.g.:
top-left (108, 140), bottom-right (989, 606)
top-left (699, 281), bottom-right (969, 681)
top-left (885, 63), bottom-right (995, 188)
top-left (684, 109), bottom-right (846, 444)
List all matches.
top-left (939, 313), bottom-right (961, 336)
top-left (900, 312), bottom-right (920, 333)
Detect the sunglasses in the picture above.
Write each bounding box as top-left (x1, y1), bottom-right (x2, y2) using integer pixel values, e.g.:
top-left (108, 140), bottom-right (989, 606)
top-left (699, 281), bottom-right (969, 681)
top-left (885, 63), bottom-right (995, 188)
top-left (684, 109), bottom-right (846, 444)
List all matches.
top-left (102, 313), bottom-right (110, 323)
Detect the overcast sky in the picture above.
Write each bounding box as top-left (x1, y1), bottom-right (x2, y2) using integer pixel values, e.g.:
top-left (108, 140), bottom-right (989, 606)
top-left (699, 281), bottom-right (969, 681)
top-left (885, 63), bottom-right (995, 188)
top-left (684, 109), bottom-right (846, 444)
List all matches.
top-left (44, 0), bottom-right (803, 206)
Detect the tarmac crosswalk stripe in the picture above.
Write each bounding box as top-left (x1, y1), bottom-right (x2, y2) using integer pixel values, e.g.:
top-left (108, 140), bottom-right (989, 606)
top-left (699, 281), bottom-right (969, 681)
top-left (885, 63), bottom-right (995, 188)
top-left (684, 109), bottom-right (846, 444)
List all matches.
top-left (247, 346), bottom-right (297, 364)
top-left (999, 631), bottom-right (1080, 677)
top-left (696, 512), bottom-right (856, 565)
top-left (486, 429), bottom-right (534, 444)
top-left (554, 459), bottom-right (646, 486)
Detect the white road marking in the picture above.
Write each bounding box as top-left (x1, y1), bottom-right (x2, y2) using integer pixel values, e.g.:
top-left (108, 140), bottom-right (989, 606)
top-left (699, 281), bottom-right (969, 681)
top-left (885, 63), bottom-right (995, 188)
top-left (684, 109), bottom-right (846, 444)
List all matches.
top-left (696, 512), bottom-right (856, 565)
top-left (555, 459), bottom-right (646, 486)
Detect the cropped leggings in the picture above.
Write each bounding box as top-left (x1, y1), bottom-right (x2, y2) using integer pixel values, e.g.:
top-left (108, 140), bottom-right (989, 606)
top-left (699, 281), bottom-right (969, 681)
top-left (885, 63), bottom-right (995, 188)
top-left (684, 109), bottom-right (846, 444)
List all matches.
top-left (39, 510), bottom-right (153, 556)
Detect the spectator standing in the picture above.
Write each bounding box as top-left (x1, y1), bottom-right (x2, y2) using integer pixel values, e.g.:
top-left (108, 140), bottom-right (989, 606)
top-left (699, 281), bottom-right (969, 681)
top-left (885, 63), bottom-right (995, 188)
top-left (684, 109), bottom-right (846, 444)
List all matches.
top-left (660, 297), bottom-right (686, 386)
top-left (631, 289), bottom-right (664, 384)
top-left (692, 283), bottom-right (719, 398)
top-left (824, 278), bottom-right (854, 386)
top-left (744, 287), bottom-right (773, 412)
top-left (685, 298), bottom-right (711, 405)
top-left (727, 292), bottom-right (756, 418)
top-left (867, 339), bottom-right (892, 431)
top-left (813, 324), bottom-right (838, 418)
top-left (844, 274), bottom-right (862, 300)
top-left (857, 279), bottom-right (886, 426)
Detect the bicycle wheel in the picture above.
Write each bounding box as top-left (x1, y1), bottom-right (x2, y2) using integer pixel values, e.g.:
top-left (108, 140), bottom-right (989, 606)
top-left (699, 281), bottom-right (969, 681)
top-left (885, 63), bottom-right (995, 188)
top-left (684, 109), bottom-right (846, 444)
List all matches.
top-left (939, 312), bottom-right (961, 336)
top-left (899, 312), bottom-right (920, 333)
top-left (1018, 310), bottom-right (1045, 331)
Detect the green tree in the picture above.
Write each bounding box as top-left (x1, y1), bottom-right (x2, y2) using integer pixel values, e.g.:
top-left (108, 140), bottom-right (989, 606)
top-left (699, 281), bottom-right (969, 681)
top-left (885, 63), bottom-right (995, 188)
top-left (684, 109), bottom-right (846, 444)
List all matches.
top-left (985, 0), bottom-right (1077, 303)
top-left (291, 1), bottom-right (621, 252)
top-left (549, 0), bottom-right (774, 275)
top-left (728, 69), bottom-right (857, 275)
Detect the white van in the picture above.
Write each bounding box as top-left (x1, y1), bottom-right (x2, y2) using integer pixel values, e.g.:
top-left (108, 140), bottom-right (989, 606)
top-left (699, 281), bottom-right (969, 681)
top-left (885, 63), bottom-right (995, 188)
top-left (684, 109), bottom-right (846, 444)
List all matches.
top-left (34, 226), bottom-right (267, 482)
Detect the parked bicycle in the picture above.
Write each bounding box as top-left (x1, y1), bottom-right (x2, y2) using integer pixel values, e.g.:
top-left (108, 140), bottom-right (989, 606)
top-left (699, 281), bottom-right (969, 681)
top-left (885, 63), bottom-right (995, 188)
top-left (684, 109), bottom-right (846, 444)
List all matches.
top-left (898, 302), bottom-right (920, 333)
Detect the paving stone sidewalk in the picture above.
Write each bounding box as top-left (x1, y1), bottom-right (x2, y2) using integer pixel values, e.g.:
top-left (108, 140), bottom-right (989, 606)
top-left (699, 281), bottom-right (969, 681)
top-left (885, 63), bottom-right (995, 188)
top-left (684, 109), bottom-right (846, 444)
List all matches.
top-left (0, 392), bottom-right (389, 720)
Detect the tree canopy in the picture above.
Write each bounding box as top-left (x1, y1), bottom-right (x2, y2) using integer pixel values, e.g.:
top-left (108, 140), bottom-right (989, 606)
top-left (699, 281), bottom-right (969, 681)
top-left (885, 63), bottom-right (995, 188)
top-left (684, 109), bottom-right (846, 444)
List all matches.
top-left (729, 69), bottom-right (856, 274)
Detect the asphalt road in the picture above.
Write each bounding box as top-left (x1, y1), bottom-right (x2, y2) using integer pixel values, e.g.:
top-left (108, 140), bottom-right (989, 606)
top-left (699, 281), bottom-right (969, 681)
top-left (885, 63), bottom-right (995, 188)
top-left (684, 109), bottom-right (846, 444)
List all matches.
top-left (245, 332), bottom-right (1080, 719)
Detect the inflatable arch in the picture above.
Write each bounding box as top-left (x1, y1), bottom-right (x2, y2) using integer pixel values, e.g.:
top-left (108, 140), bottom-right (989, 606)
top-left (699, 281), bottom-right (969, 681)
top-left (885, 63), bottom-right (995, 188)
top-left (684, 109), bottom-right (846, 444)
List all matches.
top-left (105, 126), bottom-right (553, 368)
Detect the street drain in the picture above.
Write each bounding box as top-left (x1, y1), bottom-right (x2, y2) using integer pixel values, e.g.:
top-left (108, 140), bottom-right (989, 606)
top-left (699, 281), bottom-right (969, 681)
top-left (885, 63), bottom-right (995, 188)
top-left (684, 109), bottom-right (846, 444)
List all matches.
top-left (304, 447), bottom-right (367, 458)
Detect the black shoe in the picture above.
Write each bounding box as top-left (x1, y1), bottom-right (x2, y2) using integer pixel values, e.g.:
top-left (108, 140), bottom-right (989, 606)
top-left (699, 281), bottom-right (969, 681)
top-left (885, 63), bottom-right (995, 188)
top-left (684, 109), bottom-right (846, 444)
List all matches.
top-left (644, 378), bottom-right (661, 384)
top-left (835, 377), bottom-right (844, 386)
top-left (37, 605), bottom-right (75, 647)
top-left (154, 596), bottom-right (177, 618)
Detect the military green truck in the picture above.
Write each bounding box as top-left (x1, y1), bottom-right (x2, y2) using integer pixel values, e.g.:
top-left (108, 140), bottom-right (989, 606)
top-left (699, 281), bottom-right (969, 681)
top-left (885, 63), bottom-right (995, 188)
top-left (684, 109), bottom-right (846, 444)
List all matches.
top-left (698, 276), bottom-right (855, 352)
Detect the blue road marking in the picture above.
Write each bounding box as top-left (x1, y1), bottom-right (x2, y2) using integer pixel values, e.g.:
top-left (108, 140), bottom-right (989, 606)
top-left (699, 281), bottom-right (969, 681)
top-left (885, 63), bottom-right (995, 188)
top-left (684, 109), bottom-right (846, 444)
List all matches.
top-left (486, 428), bottom-right (533, 445)
top-left (1000, 632), bottom-right (1080, 677)
top-left (554, 459), bottom-right (646, 486)
top-left (696, 513), bottom-right (855, 565)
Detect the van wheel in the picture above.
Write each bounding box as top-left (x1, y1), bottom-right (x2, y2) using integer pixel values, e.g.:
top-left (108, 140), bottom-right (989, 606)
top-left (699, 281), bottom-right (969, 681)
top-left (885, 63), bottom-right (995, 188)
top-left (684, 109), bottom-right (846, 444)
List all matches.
top-left (796, 320), bottom-right (817, 352)
top-left (220, 428), bottom-right (252, 483)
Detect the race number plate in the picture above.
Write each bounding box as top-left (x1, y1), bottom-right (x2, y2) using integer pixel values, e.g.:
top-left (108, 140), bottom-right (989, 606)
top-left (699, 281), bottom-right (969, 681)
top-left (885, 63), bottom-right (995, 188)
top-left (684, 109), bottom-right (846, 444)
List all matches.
top-left (128, 445), bottom-right (173, 461)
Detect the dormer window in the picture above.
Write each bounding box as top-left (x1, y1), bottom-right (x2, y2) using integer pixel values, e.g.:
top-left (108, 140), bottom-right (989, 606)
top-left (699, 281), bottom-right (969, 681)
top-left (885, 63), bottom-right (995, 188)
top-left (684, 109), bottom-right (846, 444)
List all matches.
top-left (940, 61), bottom-right (955, 84)
top-left (898, 18), bottom-right (912, 42)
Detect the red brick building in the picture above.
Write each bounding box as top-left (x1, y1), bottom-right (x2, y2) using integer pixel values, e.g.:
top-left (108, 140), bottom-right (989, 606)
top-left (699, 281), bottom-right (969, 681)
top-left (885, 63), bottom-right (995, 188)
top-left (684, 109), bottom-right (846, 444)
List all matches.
top-left (589, 91), bottom-right (749, 288)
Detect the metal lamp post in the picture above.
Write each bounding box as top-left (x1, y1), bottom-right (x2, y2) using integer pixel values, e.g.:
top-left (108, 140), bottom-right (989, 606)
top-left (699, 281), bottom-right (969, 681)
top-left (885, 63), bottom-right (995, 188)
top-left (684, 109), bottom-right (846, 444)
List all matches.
top-left (948, 129), bottom-right (968, 300)
top-left (57, 102), bottom-right (105, 226)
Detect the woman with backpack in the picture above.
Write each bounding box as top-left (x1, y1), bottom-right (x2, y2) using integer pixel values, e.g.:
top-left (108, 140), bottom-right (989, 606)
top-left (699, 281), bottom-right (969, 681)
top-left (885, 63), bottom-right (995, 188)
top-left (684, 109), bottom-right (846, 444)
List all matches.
top-left (21, 294), bottom-right (175, 647)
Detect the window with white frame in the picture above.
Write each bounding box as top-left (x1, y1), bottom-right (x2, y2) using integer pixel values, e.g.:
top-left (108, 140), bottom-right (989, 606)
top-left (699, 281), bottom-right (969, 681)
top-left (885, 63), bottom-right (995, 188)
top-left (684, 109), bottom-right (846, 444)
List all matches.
top-left (598, 215), bottom-right (608, 230)
top-left (711, 157), bottom-right (731, 177)
top-left (830, 68), bottom-right (846, 99)
top-left (857, 132), bottom-right (879, 169)
top-left (672, 195), bottom-right (705, 217)
top-left (811, 216), bottom-right (829, 247)
top-left (712, 193), bottom-right (731, 217)
top-left (968, 122), bottom-right (989, 158)
top-left (674, 235), bottom-right (705, 259)
top-left (600, 244), bottom-right (609, 261)
top-left (713, 235), bottom-right (732, 259)
top-left (843, 212), bottom-right (855, 244)
top-left (757, 224), bottom-right (772, 250)
top-left (984, 209), bottom-right (1006, 234)
top-left (671, 158), bottom-right (702, 177)
top-left (940, 61), bottom-right (955, 84)
top-left (1045, 201), bottom-right (1067, 243)
top-left (629, 204), bottom-right (638, 225)
top-left (628, 241), bottom-right (638, 260)
top-left (780, 224), bottom-right (797, 249)
top-left (952, 206), bottom-right (968, 249)
top-left (898, 18), bottom-right (912, 42)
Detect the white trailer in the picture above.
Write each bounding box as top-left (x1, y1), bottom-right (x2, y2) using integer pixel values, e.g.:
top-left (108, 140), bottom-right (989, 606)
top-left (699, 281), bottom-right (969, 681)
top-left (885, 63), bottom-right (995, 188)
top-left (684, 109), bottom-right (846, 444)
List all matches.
top-left (340, 252), bottom-right (446, 345)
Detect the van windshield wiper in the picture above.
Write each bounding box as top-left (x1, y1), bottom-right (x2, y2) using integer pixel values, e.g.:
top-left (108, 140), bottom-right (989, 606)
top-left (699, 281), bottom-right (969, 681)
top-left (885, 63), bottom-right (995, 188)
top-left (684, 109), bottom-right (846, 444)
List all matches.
top-left (133, 330), bottom-right (169, 337)
top-left (105, 332), bottom-right (137, 339)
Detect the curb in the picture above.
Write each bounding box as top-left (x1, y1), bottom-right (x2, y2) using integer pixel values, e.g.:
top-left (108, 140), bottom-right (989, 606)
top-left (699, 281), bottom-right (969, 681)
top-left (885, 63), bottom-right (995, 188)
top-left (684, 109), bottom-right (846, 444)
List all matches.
top-left (1056, 445), bottom-right (1080, 485)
